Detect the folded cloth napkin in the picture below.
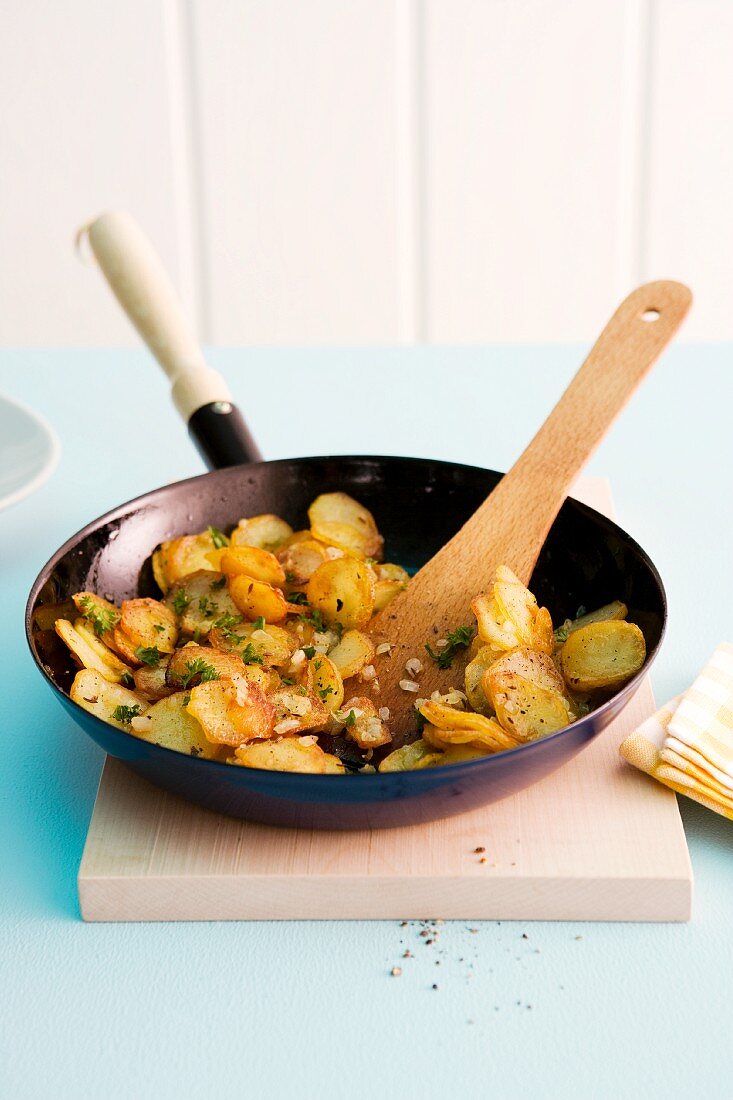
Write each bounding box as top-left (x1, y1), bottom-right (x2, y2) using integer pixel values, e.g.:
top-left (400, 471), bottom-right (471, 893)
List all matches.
top-left (619, 642), bottom-right (733, 820)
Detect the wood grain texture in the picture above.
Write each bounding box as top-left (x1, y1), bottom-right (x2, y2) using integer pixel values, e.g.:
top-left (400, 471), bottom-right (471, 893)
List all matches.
top-left (78, 479), bottom-right (692, 923)
top-left (372, 282), bottom-right (692, 730)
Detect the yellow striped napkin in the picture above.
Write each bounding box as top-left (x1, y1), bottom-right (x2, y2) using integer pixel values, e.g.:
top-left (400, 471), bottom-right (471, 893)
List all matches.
top-left (619, 643), bottom-right (733, 820)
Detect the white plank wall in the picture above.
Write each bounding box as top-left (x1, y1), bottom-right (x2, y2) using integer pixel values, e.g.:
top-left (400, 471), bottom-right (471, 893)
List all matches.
top-left (0, 0), bottom-right (732, 345)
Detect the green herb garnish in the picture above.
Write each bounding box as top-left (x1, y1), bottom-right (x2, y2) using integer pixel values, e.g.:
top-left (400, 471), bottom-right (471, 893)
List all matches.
top-left (120, 672), bottom-right (135, 689)
top-left (153, 624), bottom-right (165, 633)
top-left (182, 694), bottom-right (191, 707)
top-left (296, 685), bottom-right (308, 696)
top-left (240, 643), bottom-right (264, 666)
top-left (172, 589), bottom-right (190, 615)
top-left (208, 526), bottom-right (229, 549)
top-left (252, 616), bottom-right (265, 631)
top-left (299, 607), bottom-right (326, 633)
top-left (303, 646), bottom-right (316, 659)
top-left (318, 686), bottom-right (334, 702)
top-left (344, 709), bottom-right (357, 728)
top-left (78, 595), bottom-right (119, 637)
top-left (287, 591), bottom-right (308, 605)
top-left (554, 624), bottom-right (570, 645)
top-left (210, 575), bottom-right (227, 590)
top-left (180, 657), bottom-right (220, 689)
top-left (414, 706), bottom-right (426, 733)
top-left (193, 627), bottom-right (202, 643)
top-left (112, 704), bottom-right (142, 725)
top-left (198, 596), bottom-right (216, 618)
top-left (281, 677), bottom-right (295, 686)
top-left (135, 646), bottom-right (161, 666)
top-left (425, 625), bottom-right (474, 670)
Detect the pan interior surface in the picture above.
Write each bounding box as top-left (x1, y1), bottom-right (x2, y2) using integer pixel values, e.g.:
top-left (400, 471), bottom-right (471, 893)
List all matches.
top-left (26, 456), bottom-right (665, 827)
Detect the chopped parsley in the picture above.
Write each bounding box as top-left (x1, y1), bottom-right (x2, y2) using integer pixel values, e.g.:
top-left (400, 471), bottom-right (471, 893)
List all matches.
top-left (193, 627), bottom-right (202, 643)
top-left (240, 643), bottom-right (264, 666)
top-left (135, 646), bottom-right (161, 666)
top-left (425, 624), bottom-right (474, 670)
top-left (78, 595), bottom-right (119, 637)
top-left (313, 659), bottom-right (323, 671)
top-left (303, 646), bottom-right (316, 659)
top-left (554, 624), bottom-right (570, 645)
top-left (281, 677), bottom-right (295, 686)
top-left (215, 613), bottom-right (244, 631)
top-left (252, 616), bottom-right (265, 631)
top-left (112, 703), bottom-right (142, 725)
top-left (414, 706), bottom-right (427, 733)
top-left (287, 591), bottom-right (308, 605)
top-left (120, 672), bottom-right (135, 689)
top-left (153, 624), bottom-right (165, 633)
top-left (171, 589), bottom-right (190, 615)
top-left (182, 694), bottom-right (191, 707)
top-left (208, 526), bottom-right (229, 549)
top-left (344, 709), bottom-right (357, 728)
top-left (296, 685), bottom-right (308, 696)
top-left (180, 657), bottom-right (220, 689)
top-left (318, 686), bottom-right (334, 702)
top-left (299, 607), bottom-right (326, 632)
top-left (210, 575), bottom-right (227, 590)
top-left (198, 596), bottom-right (216, 618)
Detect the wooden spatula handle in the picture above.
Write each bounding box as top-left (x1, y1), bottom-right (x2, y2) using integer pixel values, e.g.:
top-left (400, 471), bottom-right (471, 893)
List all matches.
top-left (465, 279), bottom-right (692, 584)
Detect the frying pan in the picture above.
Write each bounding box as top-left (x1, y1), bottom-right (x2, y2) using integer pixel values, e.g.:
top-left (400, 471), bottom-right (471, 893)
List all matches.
top-left (26, 213), bottom-right (668, 830)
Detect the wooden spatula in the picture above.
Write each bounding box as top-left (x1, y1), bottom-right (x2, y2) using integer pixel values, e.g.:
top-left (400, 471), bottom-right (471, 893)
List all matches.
top-left (371, 280), bottom-right (691, 734)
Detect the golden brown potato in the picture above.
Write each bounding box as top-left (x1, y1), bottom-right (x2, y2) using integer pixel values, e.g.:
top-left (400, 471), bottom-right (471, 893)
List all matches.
top-left (70, 668), bottom-right (149, 730)
top-left (306, 557), bottom-right (375, 630)
top-left (133, 655), bottom-right (174, 700)
top-left (55, 619), bottom-right (131, 684)
top-left (228, 574), bottom-right (288, 623)
top-left (186, 678), bottom-right (276, 745)
top-left (485, 668), bottom-right (571, 743)
top-left (220, 545), bottom-right (286, 587)
top-left (308, 492), bottom-right (384, 560)
top-left (208, 620), bottom-right (292, 667)
top-left (559, 620), bottom-right (646, 692)
top-left (463, 645), bottom-right (499, 715)
top-left (166, 644), bottom-right (247, 689)
top-left (128, 691), bottom-right (226, 760)
top-left (555, 600), bottom-right (629, 645)
top-left (305, 655), bottom-right (345, 713)
top-left (232, 736), bottom-right (345, 774)
top-left (269, 687), bottom-right (329, 735)
top-left (418, 700), bottom-right (516, 751)
top-left (72, 592), bottom-right (120, 643)
top-left (327, 629), bottom-right (375, 679)
top-left (472, 566), bottom-right (553, 653)
top-left (485, 647), bottom-right (568, 697)
top-left (378, 739), bottom-right (443, 772)
top-left (276, 538), bottom-right (329, 585)
top-left (338, 696), bottom-right (391, 749)
top-left (165, 570), bottom-right (241, 638)
top-left (152, 531), bottom-right (222, 593)
top-left (230, 514), bottom-right (293, 551)
top-left (119, 598), bottom-right (178, 654)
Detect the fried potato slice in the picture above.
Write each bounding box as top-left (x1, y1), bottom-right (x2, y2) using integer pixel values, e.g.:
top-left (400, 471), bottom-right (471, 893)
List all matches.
top-left (559, 620), bottom-right (646, 692)
top-left (463, 645), bottom-right (499, 715)
top-left (555, 600), bottom-right (629, 644)
top-left (305, 655), bottom-right (345, 713)
top-left (165, 570), bottom-right (241, 638)
top-left (276, 538), bottom-right (329, 585)
top-left (269, 687), bottom-right (329, 735)
top-left (119, 598), bottom-right (178, 654)
top-left (55, 619), bottom-right (131, 683)
top-left (228, 574), bottom-right (288, 623)
top-left (378, 739), bottom-right (443, 772)
top-left (70, 668), bottom-right (149, 730)
top-left (327, 629), bottom-right (375, 679)
top-left (152, 531), bottom-right (222, 593)
top-left (208, 619), bottom-right (292, 666)
top-left (220, 545), bottom-right (286, 587)
top-left (232, 736), bottom-right (345, 774)
top-left (486, 647), bottom-right (568, 696)
top-left (166, 644), bottom-right (247, 689)
top-left (128, 691), bottom-right (226, 759)
top-left (337, 696), bottom-right (391, 749)
top-left (231, 514), bottom-right (293, 551)
top-left (187, 678), bottom-right (276, 745)
top-left (418, 700), bottom-right (516, 750)
top-left (308, 492), bottom-right (384, 560)
top-left (485, 670), bottom-right (571, 742)
top-left (133, 655), bottom-right (174, 700)
top-left (72, 591), bottom-right (120, 643)
top-left (306, 557), bottom-right (375, 630)
top-left (472, 566), bottom-right (553, 653)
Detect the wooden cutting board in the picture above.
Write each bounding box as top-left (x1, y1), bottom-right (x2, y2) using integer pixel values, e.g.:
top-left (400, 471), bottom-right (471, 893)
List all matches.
top-left (78, 478), bottom-right (692, 923)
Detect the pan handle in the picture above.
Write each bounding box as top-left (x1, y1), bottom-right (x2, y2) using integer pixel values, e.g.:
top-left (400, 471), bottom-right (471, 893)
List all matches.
top-left (80, 210), bottom-right (261, 469)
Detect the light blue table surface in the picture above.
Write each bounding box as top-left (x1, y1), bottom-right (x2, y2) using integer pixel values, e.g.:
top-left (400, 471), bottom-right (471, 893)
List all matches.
top-left (2, 346), bottom-right (732, 1099)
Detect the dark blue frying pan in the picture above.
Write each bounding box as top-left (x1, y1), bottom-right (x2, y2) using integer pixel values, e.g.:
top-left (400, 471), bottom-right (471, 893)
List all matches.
top-left (25, 214), bottom-right (690, 828)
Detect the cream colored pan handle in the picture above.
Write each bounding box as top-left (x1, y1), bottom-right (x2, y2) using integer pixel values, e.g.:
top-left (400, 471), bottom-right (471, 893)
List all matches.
top-left (82, 210), bottom-right (229, 420)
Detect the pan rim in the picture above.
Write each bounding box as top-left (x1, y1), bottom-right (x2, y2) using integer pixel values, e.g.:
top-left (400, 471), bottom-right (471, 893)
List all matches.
top-left (25, 454), bottom-right (666, 783)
